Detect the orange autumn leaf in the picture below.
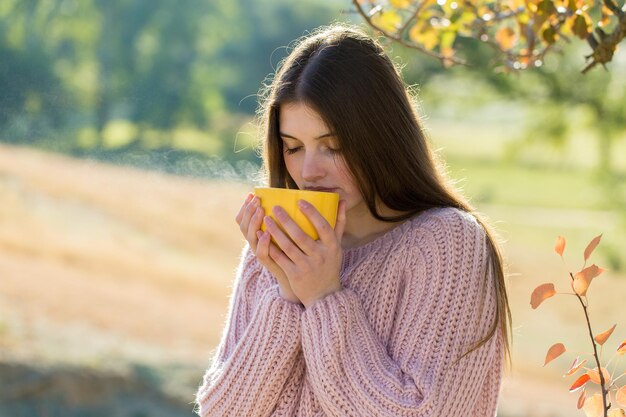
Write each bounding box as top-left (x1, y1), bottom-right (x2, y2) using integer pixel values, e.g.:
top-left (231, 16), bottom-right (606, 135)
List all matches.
top-left (572, 264), bottom-right (605, 296)
top-left (495, 26), bottom-right (517, 50)
top-left (618, 339), bottom-right (626, 355)
top-left (608, 409), bottom-right (626, 417)
top-left (531, 283), bottom-right (556, 309)
top-left (555, 235), bottom-right (566, 256)
top-left (584, 234), bottom-right (602, 262)
top-left (569, 373), bottom-right (590, 392)
top-left (544, 343), bottom-right (566, 366)
top-left (587, 367), bottom-right (611, 385)
top-left (617, 385), bottom-right (626, 407)
top-left (564, 356), bottom-right (587, 376)
top-left (582, 393), bottom-right (603, 417)
top-left (594, 323), bottom-right (616, 346)
top-left (577, 387), bottom-right (586, 409)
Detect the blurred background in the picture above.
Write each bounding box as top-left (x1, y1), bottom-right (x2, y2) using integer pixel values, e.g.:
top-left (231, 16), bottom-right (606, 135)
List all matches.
top-left (1, 0), bottom-right (625, 416)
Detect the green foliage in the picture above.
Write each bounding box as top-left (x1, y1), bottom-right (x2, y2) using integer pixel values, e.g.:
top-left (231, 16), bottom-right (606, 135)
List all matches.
top-left (0, 38), bottom-right (69, 140)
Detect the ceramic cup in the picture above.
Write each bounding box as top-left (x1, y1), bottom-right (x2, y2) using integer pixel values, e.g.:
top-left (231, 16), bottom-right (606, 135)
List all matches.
top-left (253, 187), bottom-right (340, 242)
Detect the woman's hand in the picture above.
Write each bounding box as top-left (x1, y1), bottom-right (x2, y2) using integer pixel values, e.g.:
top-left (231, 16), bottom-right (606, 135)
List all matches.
top-left (263, 198), bottom-right (347, 309)
top-left (235, 193), bottom-right (301, 304)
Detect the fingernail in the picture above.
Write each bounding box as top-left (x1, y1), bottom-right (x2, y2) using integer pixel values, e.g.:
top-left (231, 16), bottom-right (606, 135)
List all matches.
top-left (265, 216), bottom-right (274, 225)
top-left (298, 199), bottom-right (309, 209)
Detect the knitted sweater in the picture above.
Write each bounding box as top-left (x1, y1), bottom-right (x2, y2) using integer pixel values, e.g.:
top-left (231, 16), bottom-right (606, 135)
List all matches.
top-left (195, 207), bottom-right (503, 416)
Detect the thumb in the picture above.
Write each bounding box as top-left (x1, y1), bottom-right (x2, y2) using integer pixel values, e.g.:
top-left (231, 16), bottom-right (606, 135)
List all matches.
top-left (334, 199), bottom-right (347, 242)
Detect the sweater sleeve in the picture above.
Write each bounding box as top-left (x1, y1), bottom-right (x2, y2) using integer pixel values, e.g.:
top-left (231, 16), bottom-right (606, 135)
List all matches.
top-left (300, 209), bottom-right (502, 416)
top-left (195, 245), bottom-right (305, 417)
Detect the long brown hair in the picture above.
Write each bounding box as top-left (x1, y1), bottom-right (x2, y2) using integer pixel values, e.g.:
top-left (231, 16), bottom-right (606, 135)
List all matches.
top-left (255, 23), bottom-right (512, 369)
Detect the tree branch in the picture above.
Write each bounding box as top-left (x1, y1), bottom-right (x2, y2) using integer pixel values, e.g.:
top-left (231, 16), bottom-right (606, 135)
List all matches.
top-left (603, 0), bottom-right (624, 18)
top-left (570, 272), bottom-right (611, 416)
top-left (582, 10), bottom-right (626, 73)
top-left (351, 0), bottom-right (468, 66)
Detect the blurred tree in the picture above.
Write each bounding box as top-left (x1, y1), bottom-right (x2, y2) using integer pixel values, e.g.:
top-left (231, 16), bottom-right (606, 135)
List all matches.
top-left (0, 0), bottom-right (341, 174)
top-left (351, 0), bottom-right (626, 72)
top-left (0, 0), bottom-right (70, 140)
top-left (0, 41), bottom-right (68, 140)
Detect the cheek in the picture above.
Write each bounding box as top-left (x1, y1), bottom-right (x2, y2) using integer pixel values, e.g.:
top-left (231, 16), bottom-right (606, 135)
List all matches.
top-left (284, 157), bottom-right (304, 184)
top-left (334, 160), bottom-right (356, 187)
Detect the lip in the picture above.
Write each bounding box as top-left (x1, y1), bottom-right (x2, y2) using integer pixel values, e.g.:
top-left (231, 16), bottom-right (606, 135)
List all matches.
top-left (305, 186), bottom-right (338, 193)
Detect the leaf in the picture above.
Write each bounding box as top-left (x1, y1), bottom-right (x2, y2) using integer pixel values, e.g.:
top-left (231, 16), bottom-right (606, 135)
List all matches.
top-left (544, 343), bottom-right (566, 366)
top-left (572, 13), bottom-right (590, 40)
top-left (495, 26), bottom-right (517, 50)
top-left (587, 367), bottom-right (611, 385)
top-left (608, 409), bottom-right (626, 417)
top-left (577, 387), bottom-right (586, 409)
top-left (599, 5), bottom-right (613, 27)
top-left (564, 357), bottom-right (587, 376)
top-left (582, 393), bottom-right (603, 417)
top-left (409, 24), bottom-right (439, 50)
top-left (531, 283), bottom-right (557, 309)
top-left (572, 264), bottom-right (605, 296)
top-left (569, 373), bottom-right (590, 392)
top-left (542, 26), bottom-right (558, 44)
top-left (372, 10), bottom-right (402, 32)
top-left (391, 0), bottom-right (411, 8)
top-left (538, 0), bottom-right (557, 15)
top-left (555, 235), bottom-right (566, 256)
top-left (617, 339), bottom-right (626, 355)
top-left (440, 31), bottom-right (457, 50)
top-left (594, 324), bottom-right (616, 346)
top-left (617, 385), bottom-right (626, 407)
top-left (584, 234), bottom-right (602, 262)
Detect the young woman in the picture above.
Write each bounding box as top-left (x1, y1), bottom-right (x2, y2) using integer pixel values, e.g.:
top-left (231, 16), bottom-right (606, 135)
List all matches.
top-left (195, 23), bottom-right (512, 417)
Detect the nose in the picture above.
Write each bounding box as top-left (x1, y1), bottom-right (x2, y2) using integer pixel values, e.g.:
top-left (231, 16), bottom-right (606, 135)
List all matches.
top-left (301, 151), bottom-right (325, 182)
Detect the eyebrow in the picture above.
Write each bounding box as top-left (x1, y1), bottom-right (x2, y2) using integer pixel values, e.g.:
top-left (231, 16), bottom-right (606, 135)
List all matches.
top-left (279, 132), bottom-right (335, 140)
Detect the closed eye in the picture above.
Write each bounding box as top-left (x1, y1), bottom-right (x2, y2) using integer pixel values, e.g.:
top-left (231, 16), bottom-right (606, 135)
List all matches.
top-left (284, 146), bottom-right (301, 155)
top-left (283, 146), bottom-right (341, 155)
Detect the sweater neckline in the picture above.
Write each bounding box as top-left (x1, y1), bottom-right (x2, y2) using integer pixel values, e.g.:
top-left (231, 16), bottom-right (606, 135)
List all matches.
top-left (340, 210), bottom-right (429, 264)
top-left (339, 208), bottom-right (443, 274)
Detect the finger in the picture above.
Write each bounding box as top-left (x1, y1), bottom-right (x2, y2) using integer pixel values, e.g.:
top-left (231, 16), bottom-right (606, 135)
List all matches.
top-left (267, 236), bottom-right (294, 275)
top-left (235, 192), bottom-right (254, 224)
top-left (239, 195), bottom-right (260, 235)
top-left (246, 206), bottom-right (265, 249)
top-left (297, 199), bottom-right (335, 245)
top-left (272, 205), bottom-right (316, 255)
top-left (334, 199), bottom-right (347, 242)
top-left (257, 231), bottom-right (287, 276)
top-left (255, 230), bottom-right (267, 258)
top-left (264, 215), bottom-right (303, 264)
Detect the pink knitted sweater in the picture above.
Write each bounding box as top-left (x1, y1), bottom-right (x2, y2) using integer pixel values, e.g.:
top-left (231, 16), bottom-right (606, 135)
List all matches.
top-left (195, 207), bottom-right (503, 416)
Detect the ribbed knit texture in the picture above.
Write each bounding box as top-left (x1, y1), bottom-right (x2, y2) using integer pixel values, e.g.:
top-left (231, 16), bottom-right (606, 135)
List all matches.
top-left (195, 207), bottom-right (503, 416)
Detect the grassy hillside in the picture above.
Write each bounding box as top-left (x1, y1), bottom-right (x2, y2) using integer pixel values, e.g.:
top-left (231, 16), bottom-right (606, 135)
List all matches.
top-left (0, 143), bottom-right (624, 416)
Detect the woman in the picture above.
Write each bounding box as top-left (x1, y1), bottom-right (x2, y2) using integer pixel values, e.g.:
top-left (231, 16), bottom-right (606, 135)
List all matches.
top-left (195, 23), bottom-right (512, 416)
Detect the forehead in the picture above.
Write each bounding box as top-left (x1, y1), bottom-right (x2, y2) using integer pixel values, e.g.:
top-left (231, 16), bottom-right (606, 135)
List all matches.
top-left (278, 102), bottom-right (331, 138)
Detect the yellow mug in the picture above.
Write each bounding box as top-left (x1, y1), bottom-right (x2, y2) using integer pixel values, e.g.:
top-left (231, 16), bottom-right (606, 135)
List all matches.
top-left (253, 187), bottom-right (340, 241)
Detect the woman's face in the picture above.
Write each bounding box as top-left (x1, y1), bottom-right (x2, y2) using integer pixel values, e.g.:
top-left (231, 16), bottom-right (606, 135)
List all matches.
top-left (279, 102), bottom-right (364, 215)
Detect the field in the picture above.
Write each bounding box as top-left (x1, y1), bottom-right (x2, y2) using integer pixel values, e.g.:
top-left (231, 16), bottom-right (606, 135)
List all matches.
top-left (1, 140), bottom-right (625, 416)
